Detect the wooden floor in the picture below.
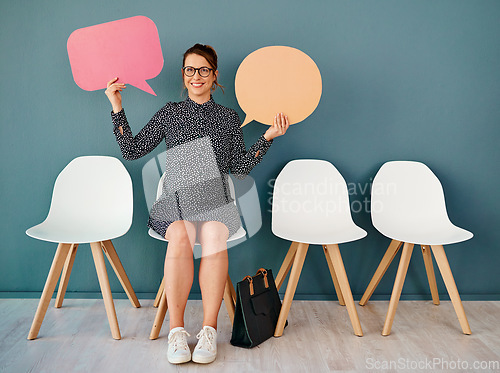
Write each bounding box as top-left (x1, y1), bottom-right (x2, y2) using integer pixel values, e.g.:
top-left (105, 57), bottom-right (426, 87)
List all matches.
top-left (0, 299), bottom-right (499, 372)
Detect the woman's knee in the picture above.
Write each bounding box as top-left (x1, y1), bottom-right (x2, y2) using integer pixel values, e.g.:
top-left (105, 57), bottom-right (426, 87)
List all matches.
top-left (165, 221), bottom-right (197, 249)
top-left (198, 221), bottom-right (229, 255)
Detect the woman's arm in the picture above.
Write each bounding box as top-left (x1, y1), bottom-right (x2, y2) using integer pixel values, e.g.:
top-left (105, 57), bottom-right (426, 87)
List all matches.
top-left (111, 108), bottom-right (166, 161)
top-left (229, 112), bottom-right (289, 179)
top-left (105, 77), bottom-right (166, 161)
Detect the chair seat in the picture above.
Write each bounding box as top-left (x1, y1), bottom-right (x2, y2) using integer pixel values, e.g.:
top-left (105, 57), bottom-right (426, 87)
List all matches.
top-left (273, 221), bottom-right (367, 245)
top-left (375, 220), bottom-right (473, 245)
top-left (148, 225), bottom-right (247, 244)
top-left (27, 219), bottom-right (129, 244)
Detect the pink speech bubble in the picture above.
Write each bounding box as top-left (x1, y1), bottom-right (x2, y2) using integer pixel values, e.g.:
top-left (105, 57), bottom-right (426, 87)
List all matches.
top-left (67, 16), bottom-right (163, 96)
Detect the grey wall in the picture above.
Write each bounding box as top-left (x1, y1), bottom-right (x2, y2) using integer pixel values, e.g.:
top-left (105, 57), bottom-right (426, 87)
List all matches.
top-left (1, 0), bottom-right (499, 300)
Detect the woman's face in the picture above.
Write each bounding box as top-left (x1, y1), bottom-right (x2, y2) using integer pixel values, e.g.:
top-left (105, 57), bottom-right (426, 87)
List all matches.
top-left (183, 53), bottom-right (218, 104)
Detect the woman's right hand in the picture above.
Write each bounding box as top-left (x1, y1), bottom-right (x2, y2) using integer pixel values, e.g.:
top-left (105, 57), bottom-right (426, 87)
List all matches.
top-left (105, 77), bottom-right (126, 113)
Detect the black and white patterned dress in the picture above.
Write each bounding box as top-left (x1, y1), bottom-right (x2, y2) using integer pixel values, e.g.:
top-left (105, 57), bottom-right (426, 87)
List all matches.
top-left (111, 96), bottom-right (273, 238)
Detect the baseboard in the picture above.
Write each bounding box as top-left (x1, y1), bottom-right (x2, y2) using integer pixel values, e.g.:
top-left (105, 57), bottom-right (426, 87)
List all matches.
top-left (1, 291), bottom-right (499, 301)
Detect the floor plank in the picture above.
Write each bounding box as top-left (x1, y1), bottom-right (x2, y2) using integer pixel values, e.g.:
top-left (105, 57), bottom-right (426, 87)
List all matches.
top-left (0, 299), bottom-right (499, 372)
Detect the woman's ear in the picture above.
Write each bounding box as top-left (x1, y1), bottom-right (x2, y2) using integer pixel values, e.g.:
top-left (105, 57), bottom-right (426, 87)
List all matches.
top-left (181, 68), bottom-right (186, 88)
top-left (212, 70), bottom-right (220, 92)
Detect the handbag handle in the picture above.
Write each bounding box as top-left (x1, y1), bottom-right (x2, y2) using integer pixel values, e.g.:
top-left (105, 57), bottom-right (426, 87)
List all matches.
top-left (255, 268), bottom-right (269, 289)
top-left (243, 275), bottom-right (254, 296)
top-left (243, 269), bottom-right (270, 296)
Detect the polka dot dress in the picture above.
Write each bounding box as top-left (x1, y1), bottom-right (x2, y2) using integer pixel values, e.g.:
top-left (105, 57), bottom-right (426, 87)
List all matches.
top-left (111, 96), bottom-right (273, 238)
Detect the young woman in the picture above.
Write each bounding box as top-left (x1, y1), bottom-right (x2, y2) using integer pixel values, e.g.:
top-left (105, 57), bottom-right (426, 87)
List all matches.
top-left (105, 44), bottom-right (289, 364)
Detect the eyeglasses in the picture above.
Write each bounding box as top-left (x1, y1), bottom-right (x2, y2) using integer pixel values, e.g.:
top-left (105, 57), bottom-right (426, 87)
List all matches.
top-left (183, 66), bottom-right (213, 77)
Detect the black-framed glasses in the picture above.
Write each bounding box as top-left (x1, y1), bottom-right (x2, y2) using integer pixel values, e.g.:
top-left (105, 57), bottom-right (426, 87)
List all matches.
top-left (183, 66), bottom-right (213, 77)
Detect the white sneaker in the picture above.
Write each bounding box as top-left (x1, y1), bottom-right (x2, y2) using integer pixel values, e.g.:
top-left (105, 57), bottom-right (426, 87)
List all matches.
top-left (192, 326), bottom-right (217, 364)
top-left (167, 327), bottom-right (191, 364)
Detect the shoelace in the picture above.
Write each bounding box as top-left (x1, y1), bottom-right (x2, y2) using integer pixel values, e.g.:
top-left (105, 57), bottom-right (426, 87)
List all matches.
top-left (196, 327), bottom-right (215, 351)
top-left (168, 329), bottom-right (190, 353)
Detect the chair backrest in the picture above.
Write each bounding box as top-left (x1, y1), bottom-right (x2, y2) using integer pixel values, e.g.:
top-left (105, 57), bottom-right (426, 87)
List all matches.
top-left (371, 161), bottom-right (451, 235)
top-left (272, 159), bottom-right (355, 234)
top-left (45, 156), bottom-right (133, 234)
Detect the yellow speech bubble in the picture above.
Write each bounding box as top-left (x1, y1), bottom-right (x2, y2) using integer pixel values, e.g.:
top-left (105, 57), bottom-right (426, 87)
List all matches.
top-left (235, 46), bottom-right (322, 127)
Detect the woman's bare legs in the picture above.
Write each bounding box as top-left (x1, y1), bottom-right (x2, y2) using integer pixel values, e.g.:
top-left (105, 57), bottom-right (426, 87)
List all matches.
top-left (164, 220), bottom-right (197, 330)
top-left (197, 221), bottom-right (229, 330)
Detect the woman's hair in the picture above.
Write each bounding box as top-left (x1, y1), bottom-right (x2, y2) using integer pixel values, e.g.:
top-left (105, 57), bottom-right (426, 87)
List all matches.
top-left (183, 43), bottom-right (224, 93)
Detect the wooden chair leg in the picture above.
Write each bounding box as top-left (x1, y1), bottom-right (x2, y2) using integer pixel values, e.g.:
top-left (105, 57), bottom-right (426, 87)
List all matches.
top-left (90, 242), bottom-right (121, 340)
top-left (150, 289), bottom-right (168, 340)
top-left (223, 274), bottom-right (236, 325)
top-left (325, 244), bottom-right (363, 336)
top-left (28, 243), bottom-right (72, 340)
top-left (275, 241), bottom-right (298, 291)
top-left (101, 240), bottom-right (140, 308)
top-left (382, 242), bottom-right (414, 336)
top-left (421, 245), bottom-right (440, 305)
top-left (153, 277), bottom-right (165, 308)
top-left (323, 245), bottom-right (345, 306)
top-left (228, 273), bottom-right (236, 303)
top-left (55, 244), bottom-right (78, 308)
top-left (360, 240), bottom-right (402, 306)
top-left (274, 242), bottom-right (309, 337)
top-left (430, 245), bottom-right (471, 335)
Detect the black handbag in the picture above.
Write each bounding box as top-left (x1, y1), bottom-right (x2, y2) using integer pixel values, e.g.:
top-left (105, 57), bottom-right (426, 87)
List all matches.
top-left (230, 268), bottom-right (287, 348)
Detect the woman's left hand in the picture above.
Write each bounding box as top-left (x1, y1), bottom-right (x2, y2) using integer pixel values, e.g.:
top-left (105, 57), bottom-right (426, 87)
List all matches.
top-left (264, 113), bottom-right (290, 141)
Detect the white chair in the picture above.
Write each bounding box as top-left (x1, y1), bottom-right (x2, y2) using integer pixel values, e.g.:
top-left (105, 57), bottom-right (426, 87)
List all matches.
top-left (149, 172), bottom-right (246, 339)
top-left (272, 159), bottom-right (366, 337)
top-left (26, 156), bottom-right (140, 340)
top-left (359, 161), bottom-right (473, 335)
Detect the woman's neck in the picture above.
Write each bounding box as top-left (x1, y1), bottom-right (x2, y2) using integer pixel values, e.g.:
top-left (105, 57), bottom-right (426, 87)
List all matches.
top-left (189, 93), bottom-right (211, 105)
